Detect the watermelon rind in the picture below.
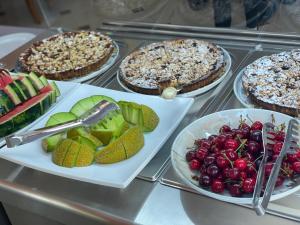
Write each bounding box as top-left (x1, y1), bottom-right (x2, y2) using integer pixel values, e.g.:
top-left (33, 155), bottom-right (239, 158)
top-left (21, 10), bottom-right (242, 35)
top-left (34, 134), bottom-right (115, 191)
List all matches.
top-left (14, 80), bottom-right (31, 99)
top-left (0, 90), bottom-right (15, 112)
top-left (4, 85), bottom-right (21, 105)
top-left (29, 72), bottom-right (44, 91)
top-left (9, 82), bottom-right (26, 102)
top-left (19, 76), bottom-right (37, 98)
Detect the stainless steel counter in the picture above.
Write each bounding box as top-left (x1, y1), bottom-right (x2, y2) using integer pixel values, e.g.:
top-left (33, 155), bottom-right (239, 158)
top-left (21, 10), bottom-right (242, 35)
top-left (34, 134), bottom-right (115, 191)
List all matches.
top-left (1, 23), bottom-right (300, 225)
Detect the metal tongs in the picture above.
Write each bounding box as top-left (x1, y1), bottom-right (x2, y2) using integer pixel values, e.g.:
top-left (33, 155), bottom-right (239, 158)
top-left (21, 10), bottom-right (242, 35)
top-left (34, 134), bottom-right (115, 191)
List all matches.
top-left (5, 100), bottom-right (119, 148)
top-left (253, 119), bottom-right (299, 215)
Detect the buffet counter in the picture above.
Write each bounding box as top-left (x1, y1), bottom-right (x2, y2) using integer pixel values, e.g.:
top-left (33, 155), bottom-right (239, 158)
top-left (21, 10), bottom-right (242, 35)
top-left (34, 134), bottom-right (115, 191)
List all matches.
top-left (0, 23), bottom-right (300, 225)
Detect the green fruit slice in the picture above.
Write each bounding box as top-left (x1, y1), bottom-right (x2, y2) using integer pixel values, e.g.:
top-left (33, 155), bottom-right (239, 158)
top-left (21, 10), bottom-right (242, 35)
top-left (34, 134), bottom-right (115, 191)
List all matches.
top-left (67, 127), bottom-right (103, 148)
top-left (52, 139), bottom-right (73, 166)
top-left (62, 139), bottom-right (81, 167)
top-left (42, 112), bottom-right (77, 152)
top-left (75, 144), bottom-right (95, 167)
top-left (95, 126), bottom-right (144, 164)
top-left (70, 95), bottom-right (116, 117)
top-left (91, 112), bottom-right (129, 145)
top-left (118, 101), bottom-right (159, 132)
top-left (53, 138), bottom-right (94, 168)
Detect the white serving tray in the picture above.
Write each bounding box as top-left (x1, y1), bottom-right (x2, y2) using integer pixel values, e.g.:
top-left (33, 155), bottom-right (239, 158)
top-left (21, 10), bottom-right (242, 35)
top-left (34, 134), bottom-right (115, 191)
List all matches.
top-left (0, 83), bottom-right (194, 188)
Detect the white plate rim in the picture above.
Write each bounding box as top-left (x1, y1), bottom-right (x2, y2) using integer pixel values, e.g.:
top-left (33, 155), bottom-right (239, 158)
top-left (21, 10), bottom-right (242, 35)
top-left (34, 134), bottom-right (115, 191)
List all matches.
top-left (171, 108), bottom-right (300, 204)
top-left (233, 68), bottom-right (256, 108)
top-left (117, 47), bottom-right (232, 97)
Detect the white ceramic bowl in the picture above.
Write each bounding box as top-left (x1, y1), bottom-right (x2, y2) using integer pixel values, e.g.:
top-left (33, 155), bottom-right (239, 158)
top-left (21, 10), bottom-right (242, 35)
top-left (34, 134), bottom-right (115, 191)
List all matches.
top-left (171, 108), bottom-right (299, 204)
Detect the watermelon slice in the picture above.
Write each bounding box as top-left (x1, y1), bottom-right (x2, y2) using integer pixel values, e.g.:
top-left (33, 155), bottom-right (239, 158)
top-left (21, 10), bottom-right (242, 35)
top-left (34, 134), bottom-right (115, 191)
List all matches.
top-left (0, 84), bottom-right (54, 137)
top-left (0, 69), bottom-right (13, 89)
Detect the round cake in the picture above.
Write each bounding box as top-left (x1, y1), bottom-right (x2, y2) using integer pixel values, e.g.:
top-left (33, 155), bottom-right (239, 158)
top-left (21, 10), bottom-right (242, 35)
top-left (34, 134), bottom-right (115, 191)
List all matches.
top-left (19, 31), bottom-right (114, 80)
top-left (242, 50), bottom-right (300, 116)
top-left (119, 39), bottom-right (226, 95)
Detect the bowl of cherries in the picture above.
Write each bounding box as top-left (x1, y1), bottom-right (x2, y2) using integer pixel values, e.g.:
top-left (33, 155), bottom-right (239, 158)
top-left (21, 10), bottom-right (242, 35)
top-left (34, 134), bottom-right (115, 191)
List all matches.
top-left (171, 108), bottom-right (300, 204)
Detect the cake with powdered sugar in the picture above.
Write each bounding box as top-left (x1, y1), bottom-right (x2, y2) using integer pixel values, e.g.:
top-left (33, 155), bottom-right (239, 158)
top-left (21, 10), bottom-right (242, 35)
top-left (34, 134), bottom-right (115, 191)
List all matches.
top-left (119, 39), bottom-right (226, 95)
top-left (242, 50), bottom-right (300, 116)
top-left (19, 31), bottom-right (114, 80)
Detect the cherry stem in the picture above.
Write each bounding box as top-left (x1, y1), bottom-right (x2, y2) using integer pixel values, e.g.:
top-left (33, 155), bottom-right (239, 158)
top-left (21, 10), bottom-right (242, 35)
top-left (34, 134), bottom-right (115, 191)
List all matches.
top-left (223, 153), bottom-right (234, 168)
top-left (253, 154), bottom-right (263, 164)
top-left (246, 114), bottom-right (254, 124)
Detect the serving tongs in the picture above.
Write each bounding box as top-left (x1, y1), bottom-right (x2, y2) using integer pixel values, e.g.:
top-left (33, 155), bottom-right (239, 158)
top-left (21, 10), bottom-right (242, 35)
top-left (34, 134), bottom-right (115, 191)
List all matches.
top-left (5, 100), bottom-right (119, 148)
top-left (253, 119), bottom-right (299, 216)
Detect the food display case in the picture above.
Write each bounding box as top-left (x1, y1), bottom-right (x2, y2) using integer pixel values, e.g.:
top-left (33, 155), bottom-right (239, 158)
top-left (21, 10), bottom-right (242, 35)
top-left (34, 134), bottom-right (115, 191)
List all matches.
top-left (0, 1), bottom-right (300, 225)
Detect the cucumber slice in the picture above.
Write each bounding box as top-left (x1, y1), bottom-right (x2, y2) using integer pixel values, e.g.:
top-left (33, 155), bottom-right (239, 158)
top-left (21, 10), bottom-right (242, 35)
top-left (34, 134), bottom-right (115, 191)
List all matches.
top-left (42, 112), bottom-right (77, 152)
top-left (29, 72), bottom-right (44, 91)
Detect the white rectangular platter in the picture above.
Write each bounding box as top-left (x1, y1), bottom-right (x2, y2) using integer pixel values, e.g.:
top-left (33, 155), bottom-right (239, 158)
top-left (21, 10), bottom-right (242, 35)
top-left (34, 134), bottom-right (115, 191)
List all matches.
top-left (0, 83), bottom-right (194, 188)
top-left (0, 81), bottom-right (80, 146)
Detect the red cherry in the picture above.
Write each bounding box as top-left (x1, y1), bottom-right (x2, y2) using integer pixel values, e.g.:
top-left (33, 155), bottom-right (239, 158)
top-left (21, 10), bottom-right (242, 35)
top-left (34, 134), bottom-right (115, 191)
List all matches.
top-left (219, 125), bottom-right (231, 134)
top-left (204, 155), bottom-right (216, 166)
top-left (195, 138), bottom-right (206, 147)
top-left (199, 173), bottom-right (212, 187)
top-left (196, 148), bottom-right (208, 161)
top-left (208, 134), bottom-right (218, 142)
top-left (265, 162), bottom-right (274, 176)
top-left (186, 151), bottom-right (196, 162)
top-left (210, 145), bottom-right (221, 154)
top-left (206, 164), bottom-right (220, 178)
top-left (251, 121), bottom-right (263, 131)
top-left (224, 139), bottom-right (239, 150)
top-left (286, 153), bottom-right (298, 163)
top-left (240, 171), bottom-right (247, 180)
top-left (239, 122), bottom-right (250, 130)
top-left (225, 149), bottom-right (238, 161)
top-left (246, 161), bottom-right (256, 175)
top-left (275, 131), bottom-right (285, 142)
top-left (216, 155), bottom-right (230, 169)
top-left (247, 141), bottom-right (260, 154)
top-left (242, 178), bottom-right (256, 193)
top-left (229, 183), bottom-right (242, 197)
top-left (189, 159), bottom-right (201, 170)
top-left (275, 176), bottom-right (284, 187)
top-left (222, 167), bottom-right (231, 178)
top-left (292, 161), bottom-right (300, 174)
top-left (232, 128), bottom-right (245, 139)
top-left (211, 179), bottom-right (225, 193)
top-left (224, 132), bottom-right (234, 139)
top-left (215, 134), bottom-right (227, 148)
top-left (228, 167), bottom-right (240, 180)
top-left (250, 130), bottom-right (262, 143)
top-left (200, 140), bottom-right (212, 149)
top-left (244, 152), bottom-right (255, 162)
top-left (273, 142), bottom-right (283, 154)
top-left (234, 159), bottom-right (247, 171)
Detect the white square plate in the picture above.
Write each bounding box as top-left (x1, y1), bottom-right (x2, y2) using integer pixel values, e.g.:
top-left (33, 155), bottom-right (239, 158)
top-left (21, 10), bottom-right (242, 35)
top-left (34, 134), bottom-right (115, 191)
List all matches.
top-left (0, 84), bottom-right (194, 188)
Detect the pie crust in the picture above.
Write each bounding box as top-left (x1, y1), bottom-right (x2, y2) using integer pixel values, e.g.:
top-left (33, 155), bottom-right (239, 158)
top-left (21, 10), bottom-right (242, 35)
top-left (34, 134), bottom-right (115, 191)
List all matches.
top-left (19, 31), bottom-right (114, 80)
top-left (119, 39), bottom-right (226, 95)
top-left (242, 50), bottom-right (300, 116)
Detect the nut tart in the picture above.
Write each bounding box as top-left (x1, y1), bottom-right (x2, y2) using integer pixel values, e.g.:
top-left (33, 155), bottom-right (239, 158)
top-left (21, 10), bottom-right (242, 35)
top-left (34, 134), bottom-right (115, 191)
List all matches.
top-left (19, 31), bottom-right (114, 80)
top-left (119, 39), bottom-right (226, 95)
top-left (242, 50), bottom-right (300, 116)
